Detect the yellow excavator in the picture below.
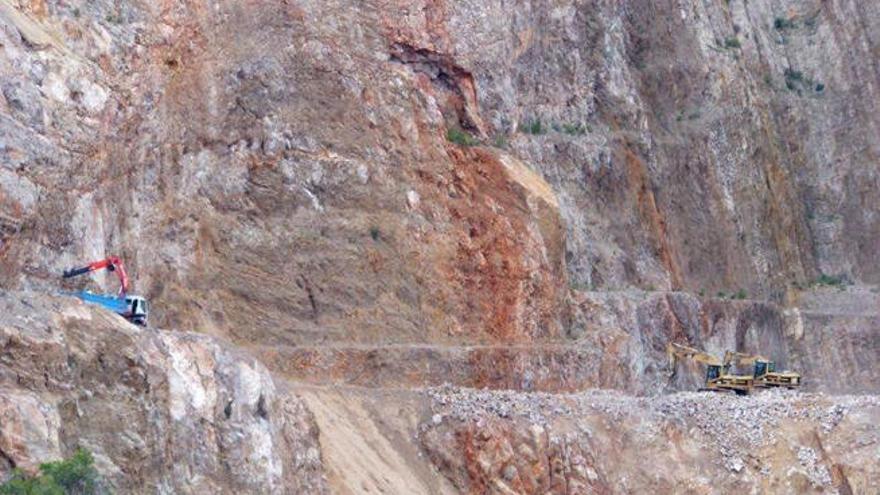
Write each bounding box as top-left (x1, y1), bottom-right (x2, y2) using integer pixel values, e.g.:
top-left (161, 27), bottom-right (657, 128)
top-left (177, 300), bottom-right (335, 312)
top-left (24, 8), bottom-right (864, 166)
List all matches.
top-left (723, 351), bottom-right (801, 389)
top-left (666, 343), bottom-right (754, 395)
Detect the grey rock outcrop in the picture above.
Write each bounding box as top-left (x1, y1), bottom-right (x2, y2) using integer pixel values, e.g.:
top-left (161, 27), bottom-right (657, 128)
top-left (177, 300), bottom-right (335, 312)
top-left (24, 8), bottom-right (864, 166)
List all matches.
top-left (0, 291), bottom-right (326, 494)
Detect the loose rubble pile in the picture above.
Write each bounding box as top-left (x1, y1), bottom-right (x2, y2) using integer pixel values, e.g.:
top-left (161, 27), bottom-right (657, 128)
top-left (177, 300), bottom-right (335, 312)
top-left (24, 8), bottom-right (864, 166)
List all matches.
top-left (425, 385), bottom-right (880, 477)
top-left (797, 446), bottom-right (833, 487)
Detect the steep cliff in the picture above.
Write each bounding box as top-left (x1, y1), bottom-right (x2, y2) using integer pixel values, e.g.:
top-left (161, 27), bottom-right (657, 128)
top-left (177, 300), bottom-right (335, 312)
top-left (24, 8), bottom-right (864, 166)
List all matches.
top-left (0, 0), bottom-right (878, 493)
top-left (2, 0), bottom-right (877, 343)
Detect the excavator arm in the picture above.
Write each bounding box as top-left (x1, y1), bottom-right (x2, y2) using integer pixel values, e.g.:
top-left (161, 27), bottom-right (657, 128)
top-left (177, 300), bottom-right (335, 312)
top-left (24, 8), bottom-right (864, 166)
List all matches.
top-left (722, 351), bottom-right (765, 367)
top-left (63, 256), bottom-right (129, 296)
top-left (667, 343), bottom-right (721, 377)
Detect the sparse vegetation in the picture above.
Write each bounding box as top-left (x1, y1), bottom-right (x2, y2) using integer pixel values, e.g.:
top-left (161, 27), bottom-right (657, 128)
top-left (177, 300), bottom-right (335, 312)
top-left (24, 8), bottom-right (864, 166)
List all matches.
top-left (0, 448), bottom-right (99, 495)
top-left (520, 118), bottom-right (546, 135)
top-left (72, 8), bottom-right (81, 17)
top-left (783, 68), bottom-right (825, 95)
top-left (570, 281), bottom-right (594, 292)
top-left (724, 37), bottom-right (742, 49)
top-left (446, 127), bottom-right (479, 147)
top-left (784, 68), bottom-right (804, 82)
top-left (518, 118), bottom-right (589, 137)
top-left (675, 109), bottom-right (702, 122)
top-left (562, 123), bottom-right (588, 136)
top-left (369, 226), bottom-right (381, 241)
top-left (492, 134), bottom-right (508, 149)
top-left (774, 17), bottom-right (796, 30)
top-left (814, 274), bottom-right (847, 288)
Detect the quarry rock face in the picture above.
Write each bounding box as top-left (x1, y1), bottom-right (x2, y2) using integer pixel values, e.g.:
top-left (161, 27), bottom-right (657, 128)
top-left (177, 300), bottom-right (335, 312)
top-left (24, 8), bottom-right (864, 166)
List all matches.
top-left (2, 0), bottom-right (878, 345)
top-left (421, 387), bottom-right (880, 494)
top-left (0, 292), bottom-right (326, 494)
top-left (0, 0), bottom-right (878, 493)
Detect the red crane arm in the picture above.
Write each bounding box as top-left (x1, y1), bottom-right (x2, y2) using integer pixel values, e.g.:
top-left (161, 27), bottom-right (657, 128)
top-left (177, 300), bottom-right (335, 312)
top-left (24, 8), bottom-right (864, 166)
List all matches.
top-left (62, 256), bottom-right (129, 296)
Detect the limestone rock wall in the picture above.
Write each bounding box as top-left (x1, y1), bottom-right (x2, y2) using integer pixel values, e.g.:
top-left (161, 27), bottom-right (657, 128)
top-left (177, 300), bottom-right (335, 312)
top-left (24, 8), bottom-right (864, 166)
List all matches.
top-left (0, 0), bottom-right (878, 492)
top-left (1, 0), bottom-right (877, 348)
top-left (0, 291), bottom-right (326, 494)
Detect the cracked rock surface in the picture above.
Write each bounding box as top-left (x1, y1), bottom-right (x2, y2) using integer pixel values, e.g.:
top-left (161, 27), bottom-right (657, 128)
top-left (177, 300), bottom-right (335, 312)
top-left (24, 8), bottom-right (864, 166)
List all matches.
top-left (422, 386), bottom-right (880, 494)
top-left (0, 292), bottom-right (326, 494)
top-left (0, 0), bottom-right (878, 493)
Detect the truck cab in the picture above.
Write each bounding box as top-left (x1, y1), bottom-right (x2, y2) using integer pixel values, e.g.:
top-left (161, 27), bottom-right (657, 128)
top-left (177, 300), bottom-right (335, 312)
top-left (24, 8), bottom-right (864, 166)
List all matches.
top-left (72, 291), bottom-right (149, 326)
top-left (124, 295), bottom-right (148, 326)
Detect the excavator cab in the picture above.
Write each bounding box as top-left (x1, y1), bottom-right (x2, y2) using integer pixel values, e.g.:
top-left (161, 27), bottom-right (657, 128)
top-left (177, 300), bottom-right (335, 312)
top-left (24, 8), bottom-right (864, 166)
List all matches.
top-left (724, 350), bottom-right (800, 389)
top-left (705, 364), bottom-right (722, 382)
top-left (125, 296), bottom-right (148, 326)
top-left (667, 343), bottom-right (754, 395)
top-left (753, 360), bottom-right (775, 378)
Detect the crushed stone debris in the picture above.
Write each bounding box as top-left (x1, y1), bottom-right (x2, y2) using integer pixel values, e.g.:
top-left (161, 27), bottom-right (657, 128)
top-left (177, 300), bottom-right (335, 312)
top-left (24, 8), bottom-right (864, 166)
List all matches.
top-left (424, 385), bottom-right (880, 475)
top-left (797, 446), bottom-right (833, 487)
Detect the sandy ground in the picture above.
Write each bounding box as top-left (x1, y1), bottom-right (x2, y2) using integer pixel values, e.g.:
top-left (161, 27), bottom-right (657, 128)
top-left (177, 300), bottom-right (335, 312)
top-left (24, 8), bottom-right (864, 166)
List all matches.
top-left (295, 385), bottom-right (456, 494)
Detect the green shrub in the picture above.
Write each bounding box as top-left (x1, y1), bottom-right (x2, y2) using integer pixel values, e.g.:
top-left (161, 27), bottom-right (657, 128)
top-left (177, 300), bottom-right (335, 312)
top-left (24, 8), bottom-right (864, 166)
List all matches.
top-left (724, 37), bottom-right (741, 49)
top-left (493, 134), bottom-right (508, 149)
top-left (784, 68), bottom-right (803, 81)
top-left (774, 17), bottom-right (796, 30)
top-left (446, 127), bottom-right (479, 147)
top-left (733, 289), bottom-right (747, 300)
top-left (561, 123), bottom-right (588, 136)
top-left (369, 226), bottom-right (381, 241)
top-left (814, 274), bottom-right (846, 288)
top-left (784, 68), bottom-right (807, 93)
top-left (815, 83), bottom-right (825, 93)
top-left (520, 118), bottom-right (546, 135)
top-left (1, 448), bottom-right (99, 495)
top-left (716, 291), bottom-right (727, 299)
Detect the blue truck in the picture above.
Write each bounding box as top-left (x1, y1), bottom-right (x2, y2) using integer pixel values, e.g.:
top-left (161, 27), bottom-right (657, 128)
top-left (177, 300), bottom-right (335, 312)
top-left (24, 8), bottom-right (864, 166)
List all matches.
top-left (62, 257), bottom-right (149, 326)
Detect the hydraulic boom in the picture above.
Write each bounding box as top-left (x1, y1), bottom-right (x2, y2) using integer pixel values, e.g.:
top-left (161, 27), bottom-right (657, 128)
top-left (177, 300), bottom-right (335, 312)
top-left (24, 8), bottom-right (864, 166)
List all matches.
top-left (667, 343), bottom-right (754, 395)
top-left (723, 351), bottom-right (801, 389)
top-left (63, 256), bottom-right (129, 296)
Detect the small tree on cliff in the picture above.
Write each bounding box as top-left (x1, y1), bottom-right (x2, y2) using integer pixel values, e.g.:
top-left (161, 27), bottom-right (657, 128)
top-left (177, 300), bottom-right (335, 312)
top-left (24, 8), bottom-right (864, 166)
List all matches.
top-left (0, 448), bottom-right (100, 495)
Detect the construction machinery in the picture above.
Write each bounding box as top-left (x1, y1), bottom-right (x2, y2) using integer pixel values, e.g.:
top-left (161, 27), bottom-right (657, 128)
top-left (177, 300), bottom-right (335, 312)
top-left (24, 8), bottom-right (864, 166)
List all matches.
top-left (723, 351), bottom-right (801, 389)
top-left (666, 343), bottom-right (754, 395)
top-left (62, 256), bottom-right (148, 326)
